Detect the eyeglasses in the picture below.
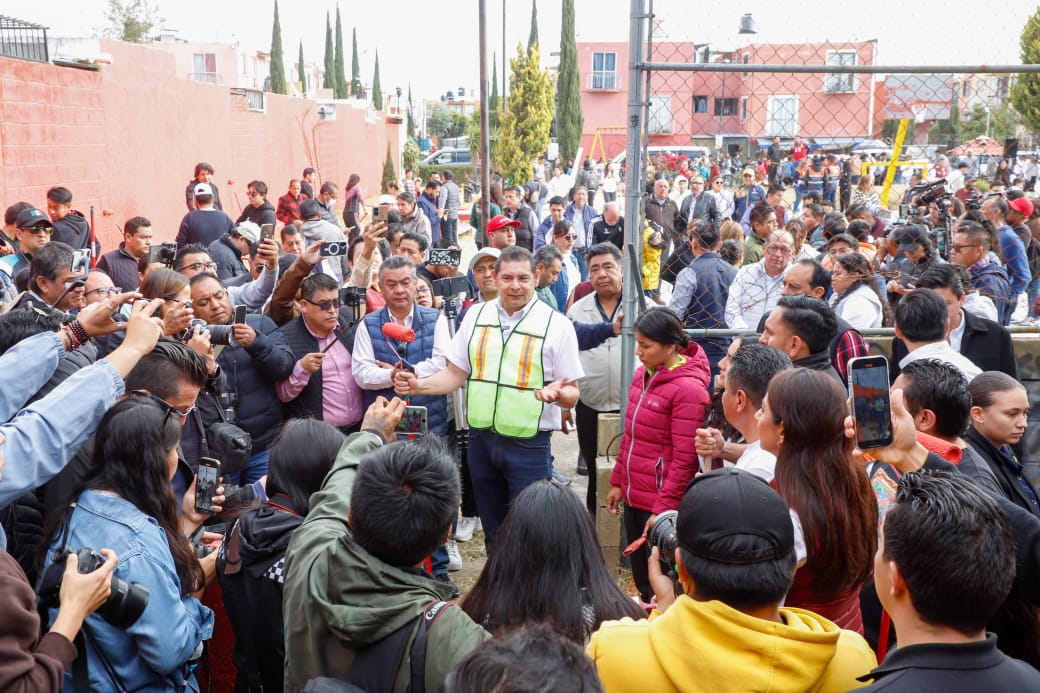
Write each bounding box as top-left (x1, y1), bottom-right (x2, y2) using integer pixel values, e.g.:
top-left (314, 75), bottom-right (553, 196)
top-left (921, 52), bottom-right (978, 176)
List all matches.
top-left (712, 180), bottom-right (723, 185)
top-left (193, 287), bottom-right (228, 308)
top-left (826, 247), bottom-right (853, 256)
top-left (764, 245), bottom-right (793, 256)
top-left (558, 234), bottom-right (577, 241)
top-left (301, 297), bottom-right (340, 312)
top-left (178, 261), bottom-right (218, 273)
top-left (247, 191), bottom-right (261, 197)
top-left (416, 285), bottom-right (432, 295)
top-left (130, 390), bottom-right (197, 423)
top-left (85, 286), bottom-right (122, 298)
top-left (951, 244), bottom-right (979, 253)
top-left (22, 226), bottom-right (53, 235)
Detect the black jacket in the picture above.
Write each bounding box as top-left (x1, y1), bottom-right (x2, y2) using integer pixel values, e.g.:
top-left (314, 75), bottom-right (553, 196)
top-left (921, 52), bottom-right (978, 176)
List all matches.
top-left (216, 313), bottom-right (295, 451)
top-left (208, 235), bottom-right (248, 281)
top-left (52, 211), bottom-right (94, 253)
top-left (678, 192), bottom-right (719, 230)
top-left (793, 349), bottom-right (845, 390)
top-left (591, 217), bottom-right (624, 248)
top-left (185, 180), bottom-right (223, 211)
top-left (964, 427), bottom-right (1040, 519)
top-left (858, 635), bottom-right (1040, 691)
top-left (890, 309), bottom-right (1017, 380)
top-left (217, 496), bottom-right (304, 693)
top-left (96, 244), bottom-right (141, 292)
top-left (237, 201), bottom-right (277, 228)
top-left (176, 209), bottom-right (236, 248)
top-left (277, 312), bottom-right (357, 422)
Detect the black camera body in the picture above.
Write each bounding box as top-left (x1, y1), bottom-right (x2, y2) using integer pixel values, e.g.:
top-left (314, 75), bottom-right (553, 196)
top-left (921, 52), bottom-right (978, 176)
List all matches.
top-left (178, 318), bottom-right (234, 346)
top-left (38, 548), bottom-right (150, 629)
top-left (432, 275), bottom-right (470, 299)
top-left (147, 242), bottom-right (178, 268)
top-left (648, 510), bottom-right (679, 577)
top-left (339, 286), bottom-right (367, 308)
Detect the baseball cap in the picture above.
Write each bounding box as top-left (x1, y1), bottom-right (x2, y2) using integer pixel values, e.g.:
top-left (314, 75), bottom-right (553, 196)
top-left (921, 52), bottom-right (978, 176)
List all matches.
top-left (896, 225), bottom-right (930, 251)
top-left (677, 468), bottom-right (794, 565)
top-left (487, 215), bottom-right (521, 235)
top-left (235, 221), bottom-right (261, 244)
top-left (1009, 197), bottom-right (1035, 218)
top-left (193, 182), bottom-right (213, 197)
top-left (468, 246), bottom-right (500, 272)
top-left (299, 198), bottom-right (320, 219)
top-left (16, 207), bottom-right (51, 229)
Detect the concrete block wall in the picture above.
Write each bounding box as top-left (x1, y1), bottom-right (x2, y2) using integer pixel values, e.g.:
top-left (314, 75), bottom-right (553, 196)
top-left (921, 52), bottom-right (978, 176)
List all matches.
top-left (0, 40), bottom-right (400, 251)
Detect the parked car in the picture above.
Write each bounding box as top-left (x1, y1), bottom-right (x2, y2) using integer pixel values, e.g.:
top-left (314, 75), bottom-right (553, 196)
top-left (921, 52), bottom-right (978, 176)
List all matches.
top-left (421, 148), bottom-right (472, 168)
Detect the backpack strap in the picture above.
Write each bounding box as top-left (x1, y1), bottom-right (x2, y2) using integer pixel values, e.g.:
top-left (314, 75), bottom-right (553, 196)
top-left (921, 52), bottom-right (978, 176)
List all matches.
top-left (409, 601), bottom-right (453, 693)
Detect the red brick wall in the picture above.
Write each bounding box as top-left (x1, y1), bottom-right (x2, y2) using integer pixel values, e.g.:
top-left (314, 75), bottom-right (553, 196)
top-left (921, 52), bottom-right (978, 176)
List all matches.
top-left (0, 40), bottom-right (399, 251)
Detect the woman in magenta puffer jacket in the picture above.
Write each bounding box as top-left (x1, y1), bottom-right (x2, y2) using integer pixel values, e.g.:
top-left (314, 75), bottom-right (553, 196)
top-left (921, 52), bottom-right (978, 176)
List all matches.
top-left (606, 308), bottom-right (711, 605)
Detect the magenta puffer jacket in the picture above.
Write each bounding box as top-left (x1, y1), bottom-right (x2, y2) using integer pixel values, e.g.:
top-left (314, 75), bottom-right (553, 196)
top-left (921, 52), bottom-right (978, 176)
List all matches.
top-left (610, 344), bottom-right (711, 514)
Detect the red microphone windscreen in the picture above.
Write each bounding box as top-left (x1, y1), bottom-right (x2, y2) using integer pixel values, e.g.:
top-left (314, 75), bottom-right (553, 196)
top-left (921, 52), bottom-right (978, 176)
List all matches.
top-left (382, 322), bottom-right (415, 343)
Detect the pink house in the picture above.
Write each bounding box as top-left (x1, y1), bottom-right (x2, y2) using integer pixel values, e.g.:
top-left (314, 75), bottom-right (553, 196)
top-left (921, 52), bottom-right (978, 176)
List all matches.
top-left (578, 39), bottom-right (878, 163)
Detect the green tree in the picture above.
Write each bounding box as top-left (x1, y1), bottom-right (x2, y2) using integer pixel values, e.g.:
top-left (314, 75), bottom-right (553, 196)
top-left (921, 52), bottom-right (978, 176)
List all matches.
top-left (467, 110), bottom-right (500, 172)
top-left (372, 51), bottom-right (383, 109)
top-left (427, 105), bottom-right (454, 139)
top-left (382, 143), bottom-right (397, 193)
top-left (298, 41), bottom-right (307, 91)
top-left (269, 0), bottom-right (287, 95)
top-left (333, 6), bottom-right (347, 98)
top-left (1012, 8), bottom-right (1040, 133)
top-left (490, 56), bottom-right (499, 112)
top-left (104, 0), bottom-right (158, 43)
top-left (407, 83), bottom-right (416, 138)
top-left (929, 102), bottom-right (962, 148)
top-left (322, 12), bottom-right (334, 89)
top-left (497, 42), bottom-right (554, 184)
top-left (556, 0), bottom-right (583, 161)
top-left (528, 0), bottom-right (539, 53)
top-left (961, 103), bottom-right (1015, 142)
top-left (403, 139), bottom-right (420, 170)
top-left (351, 27), bottom-right (362, 98)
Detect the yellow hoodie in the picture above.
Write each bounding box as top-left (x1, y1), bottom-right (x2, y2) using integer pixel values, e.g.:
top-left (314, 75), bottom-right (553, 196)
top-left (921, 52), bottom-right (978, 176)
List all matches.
top-left (588, 595), bottom-right (876, 693)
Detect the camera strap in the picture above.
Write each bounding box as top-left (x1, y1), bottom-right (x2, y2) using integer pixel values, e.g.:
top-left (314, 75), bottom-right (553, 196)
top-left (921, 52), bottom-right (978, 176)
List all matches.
top-left (73, 627), bottom-right (130, 693)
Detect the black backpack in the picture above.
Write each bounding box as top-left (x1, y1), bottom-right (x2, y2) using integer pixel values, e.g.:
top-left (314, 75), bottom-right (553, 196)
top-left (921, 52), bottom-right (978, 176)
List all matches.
top-left (302, 601), bottom-right (453, 693)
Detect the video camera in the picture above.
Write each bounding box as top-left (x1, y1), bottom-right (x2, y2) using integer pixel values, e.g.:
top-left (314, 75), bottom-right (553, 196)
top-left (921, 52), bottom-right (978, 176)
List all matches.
top-left (432, 275), bottom-right (469, 299)
top-left (147, 242), bottom-right (178, 269)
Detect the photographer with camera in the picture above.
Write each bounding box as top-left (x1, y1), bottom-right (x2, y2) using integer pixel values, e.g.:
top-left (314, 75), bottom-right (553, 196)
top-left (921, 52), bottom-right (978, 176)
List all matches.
top-left (589, 468), bottom-right (876, 691)
top-left (6, 242), bottom-right (87, 316)
top-left (276, 273), bottom-right (365, 430)
top-left (190, 273), bottom-right (294, 483)
top-left (39, 398), bottom-right (216, 692)
top-left (298, 199), bottom-right (349, 281)
top-left (174, 243), bottom-right (278, 312)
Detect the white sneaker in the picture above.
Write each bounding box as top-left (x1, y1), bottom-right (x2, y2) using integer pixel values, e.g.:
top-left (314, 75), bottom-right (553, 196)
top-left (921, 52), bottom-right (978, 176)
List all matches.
top-left (446, 539), bottom-right (463, 572)
top-left (454, 516), bottom-right (480, 542)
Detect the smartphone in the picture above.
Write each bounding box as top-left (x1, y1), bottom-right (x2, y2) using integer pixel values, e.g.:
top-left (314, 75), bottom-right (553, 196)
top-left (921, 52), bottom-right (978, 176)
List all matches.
top-left (320, 241), bottom-right (349, 257)
top-left (847, 355), bottom-right (894, 449)
top-left (260, 223), bottom-right (275, 241)
top-left (70, 249), bottom-right (91, 275)
top-left (232, 304), bottom-right (247, 324)
top-left (395, 405), bottom-right (428, 441)
top-left (194, 457), bottom-right (221, 514)
top-left (428, 248), bottom-right (462, 267)
top-left (372, 203), bottom-right (392, 222)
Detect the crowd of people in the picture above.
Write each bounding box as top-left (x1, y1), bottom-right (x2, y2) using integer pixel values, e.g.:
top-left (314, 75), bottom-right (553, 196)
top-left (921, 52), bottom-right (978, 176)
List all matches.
top-left (0, 150), bottom-right (1039, 693)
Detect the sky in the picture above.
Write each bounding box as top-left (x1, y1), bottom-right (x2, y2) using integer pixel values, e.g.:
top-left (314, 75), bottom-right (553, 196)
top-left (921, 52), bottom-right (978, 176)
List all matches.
top-left (12, 0), bottom-right (1040, 103)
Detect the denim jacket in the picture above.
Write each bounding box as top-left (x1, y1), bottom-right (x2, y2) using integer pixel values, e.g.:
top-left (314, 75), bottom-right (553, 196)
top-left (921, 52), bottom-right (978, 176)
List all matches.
top-left (44, 490), bottom-right (213, 692)
top-left (1, 335), bottom-right (125, 549)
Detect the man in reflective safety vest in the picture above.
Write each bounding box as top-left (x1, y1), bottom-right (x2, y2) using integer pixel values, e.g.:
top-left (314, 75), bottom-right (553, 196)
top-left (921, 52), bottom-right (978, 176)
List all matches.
top-left (395, 246), bottom-right (584, 548)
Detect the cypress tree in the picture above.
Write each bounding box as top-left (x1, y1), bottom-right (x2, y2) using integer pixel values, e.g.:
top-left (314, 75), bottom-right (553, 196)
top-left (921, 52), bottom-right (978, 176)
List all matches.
top-left (372, 51), bottom-right (383, 109)
top-left (490, 56), bottom-right (499, 112)
top-left (382, 143), bottom-right (397, 192)
top-left (269, 0), bottom-right (286, 95)
top-left (1011, 9), bottom-right (1040, 132)
top-left (528, 0), bottom-right (539, 53)
top-left (298, 41), bottom-right (306, 91)
top-left (407, 83), bottom-right (416, 137)
top-left (556, 0), bottom-right (583, 160)
top-left (333, 6), bottom-right (347, 98)
top-left (351, 27), bottom-right (361, 98)
top-left (322, 12), bottom-right (334, 89)
top-left (496, 43), bottom-right (554, 184)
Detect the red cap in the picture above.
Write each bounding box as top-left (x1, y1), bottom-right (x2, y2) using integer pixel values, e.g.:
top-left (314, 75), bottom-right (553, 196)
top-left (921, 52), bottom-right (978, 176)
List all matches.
top-left (487, 215), bottom-right (521, 234)
top-left (1009, 197), bottom-right (1034, 218)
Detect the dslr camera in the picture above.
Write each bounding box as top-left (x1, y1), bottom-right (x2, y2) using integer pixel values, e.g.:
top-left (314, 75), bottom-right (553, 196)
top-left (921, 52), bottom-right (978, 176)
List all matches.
top-left (38, 548), bottom-right (150, 629)
top-left (147, 242), bottom-right (178, 268)
top-left (648, 510), bottom-right (679, 577)
top-left (178, 318), bottom-right (235, 346)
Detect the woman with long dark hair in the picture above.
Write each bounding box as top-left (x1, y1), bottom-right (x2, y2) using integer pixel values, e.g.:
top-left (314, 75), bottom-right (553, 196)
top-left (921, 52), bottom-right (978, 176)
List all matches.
top-left (757, 368), bottom-right (877, 632)
top-left (461, 481), bottom-right (644, 642)
top-left (140, 268), bottom-right (195, 338)
top-left (830, 252), bottom-right (891, 329)
top-left (41, 398), bottom-right (214, 691)
top-left (605, 308), bottom-right (710, 606)
top-left (342, 173), bottom-right (367, 233)
top-left (218, 419), bottom-right (345, 693)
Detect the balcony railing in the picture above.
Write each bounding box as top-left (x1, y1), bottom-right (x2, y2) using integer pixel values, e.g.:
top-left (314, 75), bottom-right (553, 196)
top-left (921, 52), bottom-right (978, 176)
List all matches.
top-left (587, 72), bottom-right (621, 91)
top-left (187, 72), bottom-right (218, 84)
top-left (0, 15), bottom-right (48, 63)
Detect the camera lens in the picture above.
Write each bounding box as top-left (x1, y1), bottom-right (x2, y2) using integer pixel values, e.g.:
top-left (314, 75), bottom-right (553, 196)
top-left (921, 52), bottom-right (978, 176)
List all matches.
top-left (207, 324), bottom-right (235, 346)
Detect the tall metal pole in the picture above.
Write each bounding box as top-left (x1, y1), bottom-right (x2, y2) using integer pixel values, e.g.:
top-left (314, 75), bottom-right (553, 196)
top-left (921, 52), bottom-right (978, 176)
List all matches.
top-left (480, 0), bottom-right (492, 235)
top-left (620, 0), bottom-right (646, 421)
top-left (502, 0), bottom-right (508, 112)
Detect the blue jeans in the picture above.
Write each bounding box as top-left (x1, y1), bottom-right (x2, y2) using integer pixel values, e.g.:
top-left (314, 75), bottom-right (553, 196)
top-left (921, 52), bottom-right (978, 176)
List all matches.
top-left (429, 516), bottom-right (458, 576)
top-left (468, 428), bottom-right (552, 551)
top-left (1029, 276), bottom-right (1040, 317)
top-left (441, 217), bottom-right (458, 245)
top-left (225, 447), bottom-right (270, 486)
top-left (573, 248), bottom-right (590, 282)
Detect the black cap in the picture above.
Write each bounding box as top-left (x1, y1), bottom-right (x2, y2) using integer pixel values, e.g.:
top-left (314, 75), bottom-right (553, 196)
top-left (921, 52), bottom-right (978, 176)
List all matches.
top-left (677, 468), bottom-right (794, 565)
top-left (16, 207), bottom-right (51, 229)
top-left (299, 199), bottom-right (320, 219)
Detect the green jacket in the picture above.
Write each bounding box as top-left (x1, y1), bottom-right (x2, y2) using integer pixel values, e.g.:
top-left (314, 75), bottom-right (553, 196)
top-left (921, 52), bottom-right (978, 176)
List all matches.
top-left (743, 232), bottom-right (767, 266)
top-left (282, 431), bottom-right (490, 692)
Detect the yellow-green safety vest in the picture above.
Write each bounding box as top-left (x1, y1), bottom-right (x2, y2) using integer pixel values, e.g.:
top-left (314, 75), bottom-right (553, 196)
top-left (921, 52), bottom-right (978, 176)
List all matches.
top-left (466, 300), bottom-right (553, 438)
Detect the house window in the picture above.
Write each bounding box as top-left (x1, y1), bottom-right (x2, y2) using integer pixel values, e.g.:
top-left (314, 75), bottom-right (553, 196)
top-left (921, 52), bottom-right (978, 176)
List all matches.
top-left (192, 53), bottom-right (217, 83)
top-left (693, 95), bottom-right (708, 113)
top-left (962, 81), bottom-right (971, 98)
top-left (824, 50), bottom-right (856, 93)
top-left (714, 97), bottom-right (737, 116)
top-left (766, 95), bottom-right (799, 136)
top-left (648, 95), bottom-right (672, 133)
top-left (742, 53), bottom-right (750, 78)
top-left (590, 52), bottom-right (617, 90)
